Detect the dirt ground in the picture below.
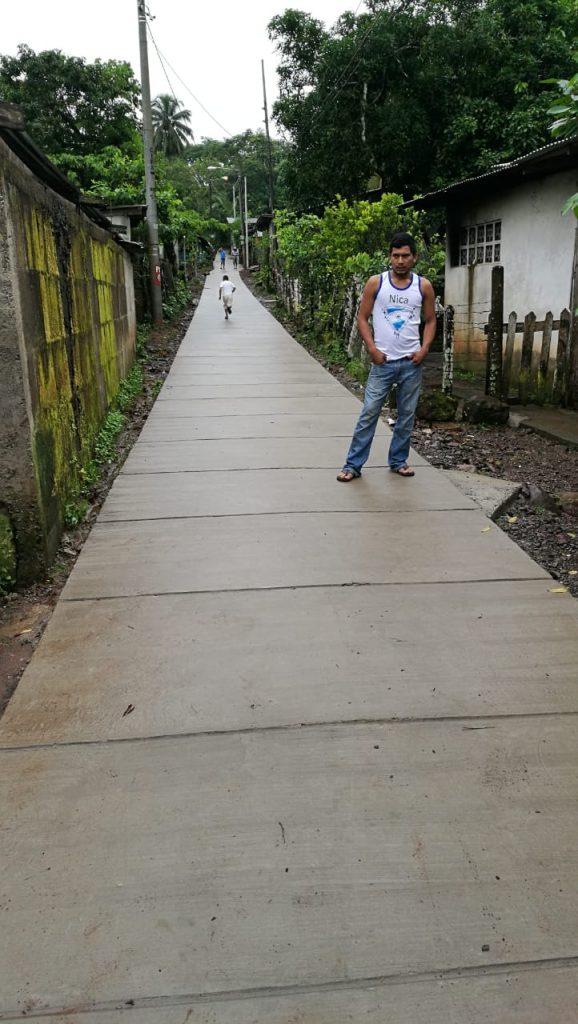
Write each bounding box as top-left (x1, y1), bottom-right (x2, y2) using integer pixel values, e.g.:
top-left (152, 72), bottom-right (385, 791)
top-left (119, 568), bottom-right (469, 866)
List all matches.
top-left (0, 296), bottom-right (200, 717)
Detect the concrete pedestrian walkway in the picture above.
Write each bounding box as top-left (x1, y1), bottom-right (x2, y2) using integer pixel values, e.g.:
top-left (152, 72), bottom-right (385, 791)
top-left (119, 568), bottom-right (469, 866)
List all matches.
top-left (2, 266), bottom-right (578, 1021)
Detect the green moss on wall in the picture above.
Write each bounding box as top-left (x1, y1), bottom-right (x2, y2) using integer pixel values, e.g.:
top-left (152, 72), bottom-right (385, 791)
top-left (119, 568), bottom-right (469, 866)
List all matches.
top-left (24, 207), bottom-right (65, 343)
top-left (0, 513), bottom-right (16, 595)
top-left (9, 190), bottom-right (133, 584)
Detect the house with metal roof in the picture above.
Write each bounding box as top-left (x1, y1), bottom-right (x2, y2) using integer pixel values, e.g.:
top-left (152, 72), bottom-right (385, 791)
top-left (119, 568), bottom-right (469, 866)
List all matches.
top-left (403, 137), bottom-right (578, 378)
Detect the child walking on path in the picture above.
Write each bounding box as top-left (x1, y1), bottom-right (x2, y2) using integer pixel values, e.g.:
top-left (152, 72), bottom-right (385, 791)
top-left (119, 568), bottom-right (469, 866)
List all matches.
top-left (219, 275), bottom-right (236, 320)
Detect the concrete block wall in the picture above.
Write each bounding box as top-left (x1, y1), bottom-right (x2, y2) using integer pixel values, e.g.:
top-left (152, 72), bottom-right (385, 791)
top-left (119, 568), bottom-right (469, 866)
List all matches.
top-left (0, 138), bottom-right (136, 584)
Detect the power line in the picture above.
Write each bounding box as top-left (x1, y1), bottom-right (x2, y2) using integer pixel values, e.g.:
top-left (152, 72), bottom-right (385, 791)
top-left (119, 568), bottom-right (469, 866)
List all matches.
top-left (145, 21), bottom-right (186, 125)
top-left (145, 9), bottom-right (233, 139)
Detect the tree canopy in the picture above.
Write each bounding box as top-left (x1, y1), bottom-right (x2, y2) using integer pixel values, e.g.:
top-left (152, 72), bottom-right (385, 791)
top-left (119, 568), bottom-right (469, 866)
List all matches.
top-left (0, 45), bottom-right (140, 157)
top-left (269, 0), bottom-right (578, 208)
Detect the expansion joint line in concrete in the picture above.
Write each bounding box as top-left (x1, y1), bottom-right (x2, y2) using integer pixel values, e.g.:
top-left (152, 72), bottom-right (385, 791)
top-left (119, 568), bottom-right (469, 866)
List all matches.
top-left (135, 435), bottom-right (354, 444)
top-left (2, 708), bottom-right (578, 755)
top-left (94, 506), bottom-right (476, 525)
top-left (59, 575), bottom-right (548, 604)
top-left (2, 955), bottom-right (578, 1020)
top-left (144, 412), bottom-right (365, 419)
top-left (121, 464), bottom-right (391, 475)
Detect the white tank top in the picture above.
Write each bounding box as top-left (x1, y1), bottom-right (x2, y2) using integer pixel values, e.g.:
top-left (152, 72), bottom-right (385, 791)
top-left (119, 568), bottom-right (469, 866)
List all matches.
top-left (372, 271), bottom-right (423, 358)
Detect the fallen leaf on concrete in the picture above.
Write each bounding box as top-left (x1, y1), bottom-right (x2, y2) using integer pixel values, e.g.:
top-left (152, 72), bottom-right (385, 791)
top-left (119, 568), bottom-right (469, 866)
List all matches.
top-left (548, 587), bottom-right (568, 593)
top-left (481, 526), bottom-right (491, 533)
top-left (122, 703), bottom-right (135, 716)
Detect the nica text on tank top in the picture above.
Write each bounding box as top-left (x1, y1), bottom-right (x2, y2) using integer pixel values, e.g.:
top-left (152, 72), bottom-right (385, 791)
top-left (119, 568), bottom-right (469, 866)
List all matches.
top-left (372, 271), bottom-right (423, 359)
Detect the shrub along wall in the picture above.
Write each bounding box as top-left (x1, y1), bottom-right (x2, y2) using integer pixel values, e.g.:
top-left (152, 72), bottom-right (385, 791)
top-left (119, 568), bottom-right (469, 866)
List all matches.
top-left (262, 195), bottom-right (444, 369)
top-left (0, 136), bottom-right (136, 584)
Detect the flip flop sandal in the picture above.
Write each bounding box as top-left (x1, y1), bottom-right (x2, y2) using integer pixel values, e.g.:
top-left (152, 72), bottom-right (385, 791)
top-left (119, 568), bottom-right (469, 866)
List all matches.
top-left (390, 465), bottom-right (415, 477)
top-left (336, 468), bottom-right (361, 482)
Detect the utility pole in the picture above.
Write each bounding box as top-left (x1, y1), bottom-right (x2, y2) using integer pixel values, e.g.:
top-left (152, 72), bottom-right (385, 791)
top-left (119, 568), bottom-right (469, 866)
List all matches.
top-left (244, 176), bottom-right (250, 269)
top-left (261, 60), bottom-right (275, 213)
top-left (136, 0), bottom-right (163, 323)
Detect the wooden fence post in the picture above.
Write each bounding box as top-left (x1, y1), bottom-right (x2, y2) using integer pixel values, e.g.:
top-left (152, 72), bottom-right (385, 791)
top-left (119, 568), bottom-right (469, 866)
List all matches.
top-left (486, 266), bottom-right (504, 396)
top-left (554, 308), bottom-right (571, 405)
top-left (501, 311), bottom-right (517, 400)
top-left (519, 312), bottom-right (536, 403)
top-left (538, 311), bottom-right (553, 403)
top-left (442, 304), bottom-right (454, 395)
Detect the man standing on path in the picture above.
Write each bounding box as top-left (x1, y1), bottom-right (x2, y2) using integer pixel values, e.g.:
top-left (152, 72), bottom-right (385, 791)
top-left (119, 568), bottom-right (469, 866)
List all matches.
top-left (218, 246), bottom-right (226, 271)
top-left (219, 274), bottom-right (235, 319)
top-left (337, 232), bottom-right (436, 481)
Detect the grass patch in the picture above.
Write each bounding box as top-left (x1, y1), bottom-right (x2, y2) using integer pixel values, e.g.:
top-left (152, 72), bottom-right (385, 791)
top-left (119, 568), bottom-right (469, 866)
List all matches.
top-left (454, 368), bottom-right (480, 381)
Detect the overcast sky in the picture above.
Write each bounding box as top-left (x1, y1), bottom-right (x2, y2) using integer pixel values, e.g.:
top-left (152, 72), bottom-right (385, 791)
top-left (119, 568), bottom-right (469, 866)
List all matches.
top-left (3, 1), bottom-right (363, 142)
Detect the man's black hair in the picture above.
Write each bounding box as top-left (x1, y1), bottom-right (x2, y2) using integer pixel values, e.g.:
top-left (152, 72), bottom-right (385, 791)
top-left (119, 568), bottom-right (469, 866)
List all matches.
top-left (222, 274), bottom-right (229, 280)
top-left (389, 232), bottom-right (417, 255)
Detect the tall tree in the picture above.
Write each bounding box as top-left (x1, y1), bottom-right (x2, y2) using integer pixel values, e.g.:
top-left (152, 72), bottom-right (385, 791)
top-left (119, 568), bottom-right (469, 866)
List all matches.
top-left (0, 45), bottom-right (140, 157)
top-left (151, 94), bottom-right (194, 156)
top-left (269, 0), bottom-right (578, 207)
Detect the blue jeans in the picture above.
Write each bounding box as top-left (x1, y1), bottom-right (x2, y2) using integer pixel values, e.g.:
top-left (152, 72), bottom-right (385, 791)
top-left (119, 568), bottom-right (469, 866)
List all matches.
top-left (343, 358), bottom-right (422, 473)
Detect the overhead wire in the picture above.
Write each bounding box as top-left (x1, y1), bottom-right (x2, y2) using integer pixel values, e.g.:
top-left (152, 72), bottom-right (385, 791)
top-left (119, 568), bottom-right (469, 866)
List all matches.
top-left (311, 11), bottom-right (377, 128)
top-left (145, 8), bottom-right (233, 139)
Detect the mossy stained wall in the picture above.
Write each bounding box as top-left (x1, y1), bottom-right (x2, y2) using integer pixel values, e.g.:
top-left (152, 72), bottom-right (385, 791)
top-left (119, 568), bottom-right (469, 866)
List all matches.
top-left (0, 138), bottom-right (136, 582)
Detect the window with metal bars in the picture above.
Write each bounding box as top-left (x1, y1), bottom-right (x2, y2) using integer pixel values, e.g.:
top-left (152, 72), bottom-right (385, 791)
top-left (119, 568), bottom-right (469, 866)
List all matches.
top-left (457, 220), bottom-right (501, 266)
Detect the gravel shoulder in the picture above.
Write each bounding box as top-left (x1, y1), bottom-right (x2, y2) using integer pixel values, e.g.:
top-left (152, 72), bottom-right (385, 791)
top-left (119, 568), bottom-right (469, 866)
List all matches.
top-left (411, 422), bottom-right (578, 598)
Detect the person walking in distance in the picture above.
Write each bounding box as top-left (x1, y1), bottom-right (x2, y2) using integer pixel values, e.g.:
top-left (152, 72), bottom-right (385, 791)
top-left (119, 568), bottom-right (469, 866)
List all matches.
top-left (218, 246), bottom-right (226, 271)
top-left (231, 245), bottom-right (239, 269)
top-left (337, 232), bottom-right (436, 481)
top-left (219, 274), bottom-right (235, 320)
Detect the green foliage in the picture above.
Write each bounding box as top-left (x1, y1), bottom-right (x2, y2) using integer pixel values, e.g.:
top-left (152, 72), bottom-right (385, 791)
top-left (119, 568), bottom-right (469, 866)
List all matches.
top-left (162, 278), bottom-right (191, 319)
top-left (454, 368), bottom-right (480, 381)
top-left (151, 94), bottom-right (193, 156)
top-left (545, 54), bottom-right (578, 218)
top-left (56, 138), bottom-right (144, 198)
top-left (0, 45), bottom-right (139, 157)
top-left (268, 1), bottom-right (578, 207)
top-left (63, 500), bottom-right (89, 528)
top-left (546, 54), bottom-right (578, 139)
top-left (416, 390), bottom-right (459, 423)
top-left (136, 325), bottom-right (151, 359)
top-left (183, 130), bottom-right (290, 217)
top-left (116, 363), bottom-right (144, 413)
top-left (346, 358), bottom-right (369, 384)
top-left (274, 193), bottom-right (444, 337)
top-left (93, 408), bottom-right (126, 464)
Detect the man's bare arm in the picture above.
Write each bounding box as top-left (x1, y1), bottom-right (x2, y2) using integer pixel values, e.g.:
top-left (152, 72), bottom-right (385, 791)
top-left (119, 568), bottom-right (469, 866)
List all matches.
top-left (411, 279), bottom-right (436, 365)
top-left (357, 276), bottom-right (385, 364)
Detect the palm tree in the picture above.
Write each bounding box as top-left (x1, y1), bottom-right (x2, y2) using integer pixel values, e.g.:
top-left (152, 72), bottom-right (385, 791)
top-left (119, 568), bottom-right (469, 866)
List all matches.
top-left (151, 94), bottom-right (194, 156)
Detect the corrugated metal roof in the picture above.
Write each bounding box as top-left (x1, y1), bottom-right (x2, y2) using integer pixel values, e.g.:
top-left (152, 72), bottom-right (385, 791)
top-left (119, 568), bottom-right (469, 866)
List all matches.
top-left (401, 135), bottom-right (578, 209)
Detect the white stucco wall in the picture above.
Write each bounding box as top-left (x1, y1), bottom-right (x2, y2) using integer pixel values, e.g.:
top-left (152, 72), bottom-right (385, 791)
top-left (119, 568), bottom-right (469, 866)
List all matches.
top-left (444, 168), bottom-right (577, 369)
